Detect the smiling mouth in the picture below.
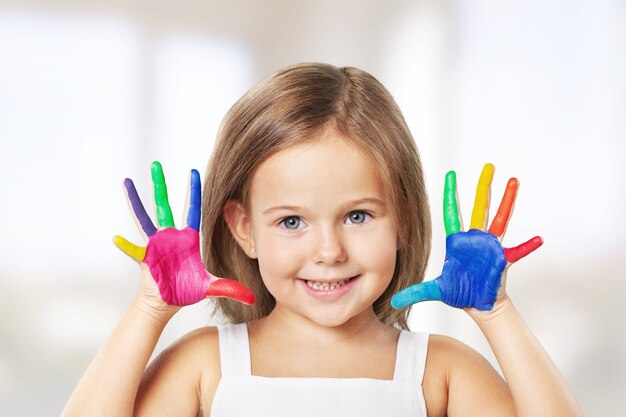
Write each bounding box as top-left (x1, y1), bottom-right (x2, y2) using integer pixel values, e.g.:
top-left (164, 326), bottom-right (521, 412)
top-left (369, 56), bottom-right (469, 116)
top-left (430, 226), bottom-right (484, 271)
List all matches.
top-left (302, 276), bottom-right (358, 291)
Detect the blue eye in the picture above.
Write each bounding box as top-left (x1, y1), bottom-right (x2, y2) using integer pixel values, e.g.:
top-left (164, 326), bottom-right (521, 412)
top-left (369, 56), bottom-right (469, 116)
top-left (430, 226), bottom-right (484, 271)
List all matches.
top-left (280, 216), bottom-right (302, 230)
top-left (346, 211), bottom-right (370, 225)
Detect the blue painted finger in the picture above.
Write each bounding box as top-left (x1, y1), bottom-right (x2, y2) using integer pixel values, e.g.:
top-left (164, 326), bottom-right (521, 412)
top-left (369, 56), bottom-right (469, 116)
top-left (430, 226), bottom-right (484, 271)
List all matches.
top-left (391, 280), bottom-right (443, 309)
top-left (186, 169), bottom-right (201, 231)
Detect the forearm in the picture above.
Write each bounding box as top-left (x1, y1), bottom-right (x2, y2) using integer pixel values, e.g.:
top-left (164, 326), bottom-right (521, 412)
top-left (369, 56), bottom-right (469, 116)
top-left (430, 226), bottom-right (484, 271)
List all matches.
top-left (61, 295), bottom-right (177, 417)
top-left (470, 298), bottom-right (584, 417)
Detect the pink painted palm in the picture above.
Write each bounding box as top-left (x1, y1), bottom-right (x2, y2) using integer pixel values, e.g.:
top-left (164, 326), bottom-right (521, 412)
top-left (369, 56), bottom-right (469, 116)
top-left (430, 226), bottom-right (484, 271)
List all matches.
top-left (113, 161), bottom-right (255, 307)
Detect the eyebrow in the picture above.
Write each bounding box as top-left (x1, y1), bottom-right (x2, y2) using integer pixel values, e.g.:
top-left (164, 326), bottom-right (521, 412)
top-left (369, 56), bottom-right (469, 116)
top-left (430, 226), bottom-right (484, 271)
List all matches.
top-left (261, 197), bottom-right (386, 215)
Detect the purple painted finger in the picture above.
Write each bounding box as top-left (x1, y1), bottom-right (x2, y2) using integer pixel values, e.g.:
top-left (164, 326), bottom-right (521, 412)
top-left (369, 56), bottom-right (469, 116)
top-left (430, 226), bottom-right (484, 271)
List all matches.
top-left (124, 178), bottom-right (157, 237)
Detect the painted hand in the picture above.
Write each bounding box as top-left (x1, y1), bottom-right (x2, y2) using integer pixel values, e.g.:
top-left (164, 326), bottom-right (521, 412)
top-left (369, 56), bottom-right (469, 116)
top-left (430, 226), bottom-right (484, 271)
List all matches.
top-left (391, 163), bottom-right (542, 311)
top-left (113, 161), bottom-right (255, 306)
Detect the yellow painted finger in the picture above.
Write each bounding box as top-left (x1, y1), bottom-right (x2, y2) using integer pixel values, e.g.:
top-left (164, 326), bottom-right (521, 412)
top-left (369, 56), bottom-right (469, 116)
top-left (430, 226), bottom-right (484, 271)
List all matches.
top-left (469, 163), bottom-right (495, 230)
top-left (113, 235), bottom-right (146, 262)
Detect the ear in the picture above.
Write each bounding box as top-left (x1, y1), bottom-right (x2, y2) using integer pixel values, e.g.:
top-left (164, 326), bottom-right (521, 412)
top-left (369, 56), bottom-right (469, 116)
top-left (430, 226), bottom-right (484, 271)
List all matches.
top-left (223, 199), bottom-right (257, 259)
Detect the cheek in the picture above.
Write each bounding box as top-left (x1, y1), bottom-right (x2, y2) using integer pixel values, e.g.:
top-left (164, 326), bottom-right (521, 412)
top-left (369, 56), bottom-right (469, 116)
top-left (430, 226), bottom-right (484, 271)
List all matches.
top-left (366, 245), bottom-right (398, 281)
top-left (353, 223), bottom-right (398, 271)
top-left (255, 232), bottom-right (304, 284)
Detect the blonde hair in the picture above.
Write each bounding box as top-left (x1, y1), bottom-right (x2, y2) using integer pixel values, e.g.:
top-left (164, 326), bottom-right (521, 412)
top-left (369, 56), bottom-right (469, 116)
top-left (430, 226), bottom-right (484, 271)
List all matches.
top-left (201, 63), bottom-right (431, 330)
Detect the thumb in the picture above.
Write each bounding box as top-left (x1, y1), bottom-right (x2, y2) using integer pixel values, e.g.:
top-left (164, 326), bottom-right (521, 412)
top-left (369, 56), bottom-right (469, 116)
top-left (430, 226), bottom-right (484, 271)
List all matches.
top-left (206, 277), bottom-right (256, 305)
top-left (113, 235), bottom-right (146, 263)
top-left (391, 279), bottom-right (442, 309)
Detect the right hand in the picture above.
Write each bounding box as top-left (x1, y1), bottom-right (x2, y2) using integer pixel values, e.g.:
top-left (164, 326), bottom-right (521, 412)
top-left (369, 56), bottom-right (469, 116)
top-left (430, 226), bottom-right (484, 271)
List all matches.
top-left (114, 161), bottom-right (255, 309)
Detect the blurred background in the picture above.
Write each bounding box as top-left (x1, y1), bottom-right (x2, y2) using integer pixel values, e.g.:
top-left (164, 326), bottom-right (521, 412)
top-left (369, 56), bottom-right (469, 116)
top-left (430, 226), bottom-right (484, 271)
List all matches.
top-left (1, 0), bottom-right (624, 415)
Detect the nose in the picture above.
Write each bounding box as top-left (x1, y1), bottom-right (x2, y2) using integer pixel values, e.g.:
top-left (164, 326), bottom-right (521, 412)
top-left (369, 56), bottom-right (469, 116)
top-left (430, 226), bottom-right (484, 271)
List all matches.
top-left (312, 225), bottom-right (347, 265)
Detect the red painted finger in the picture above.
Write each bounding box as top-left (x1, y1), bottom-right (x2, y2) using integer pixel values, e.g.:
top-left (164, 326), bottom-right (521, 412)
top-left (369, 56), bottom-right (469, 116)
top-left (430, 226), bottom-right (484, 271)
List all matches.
top-left (489, 178), bottom-right (519, 238)
top-left (206, 277), bottom-right (255, 305)
top-left (504, 236), bottom-right (544, 263)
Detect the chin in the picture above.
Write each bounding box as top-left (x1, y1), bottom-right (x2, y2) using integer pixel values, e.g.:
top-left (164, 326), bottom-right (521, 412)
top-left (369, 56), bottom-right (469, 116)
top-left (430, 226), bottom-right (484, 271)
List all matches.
top-left (308, 314), bottom-right (351, 328)
top-left (303, 305), bottom-right (368, 328)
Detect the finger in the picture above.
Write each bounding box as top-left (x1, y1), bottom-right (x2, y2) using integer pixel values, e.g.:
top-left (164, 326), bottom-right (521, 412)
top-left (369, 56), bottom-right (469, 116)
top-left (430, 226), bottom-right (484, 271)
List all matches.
top-left (470, 163), bottom-right (495, 230)
top-left (489, 178), bottom-right (519, 238)
top-left (504, 236), bottom-right (544, 263)
top-left (151, 161), bottom-right (176, 228)
top-left (186, 169), bottom-right (201, 231)
top-left (443, 171), bottom-right (462, 236)
top-left (206, 277), bottom-right (255, 305)
top-left (113, 235), bottom-right (146, 262)
top-left (123, 179), bottom-right (157, 238)
top-left (391, 280), bottom-right (442, 309)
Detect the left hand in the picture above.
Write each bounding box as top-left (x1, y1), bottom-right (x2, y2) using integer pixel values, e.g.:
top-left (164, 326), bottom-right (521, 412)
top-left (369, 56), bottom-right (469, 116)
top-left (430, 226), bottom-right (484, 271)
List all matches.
top-left (391, 163), bottom-right (543, 311)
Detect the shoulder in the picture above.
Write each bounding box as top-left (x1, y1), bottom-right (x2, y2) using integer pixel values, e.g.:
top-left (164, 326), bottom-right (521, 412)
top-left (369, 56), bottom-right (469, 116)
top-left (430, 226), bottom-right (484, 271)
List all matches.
top-left (135, 326), bottom-right (223, 416)
top-left (421, 334), bottom-right (514, 417)
top-left (152, 325), bottom-right (220, 369)
top-left (168, 326), bottom-right (231, 415)
top-left (425, 333), bottom-right (487, 368)
top-left (420, 334), bottom-right (464, 416)
top-left (143, 325), bottom-right (222, 386)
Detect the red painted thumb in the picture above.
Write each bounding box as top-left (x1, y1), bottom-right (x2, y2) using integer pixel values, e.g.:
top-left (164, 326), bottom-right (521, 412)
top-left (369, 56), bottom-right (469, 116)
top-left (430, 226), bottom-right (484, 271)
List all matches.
top-left (206, 278), bottom-right (255, 305)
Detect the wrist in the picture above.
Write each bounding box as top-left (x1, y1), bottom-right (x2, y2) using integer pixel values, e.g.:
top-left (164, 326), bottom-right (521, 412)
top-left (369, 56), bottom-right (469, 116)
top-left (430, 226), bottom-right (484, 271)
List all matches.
top-left (131, 294), bottom-right (180, 325)
top-left (466, 295), bottom-right (517, 328)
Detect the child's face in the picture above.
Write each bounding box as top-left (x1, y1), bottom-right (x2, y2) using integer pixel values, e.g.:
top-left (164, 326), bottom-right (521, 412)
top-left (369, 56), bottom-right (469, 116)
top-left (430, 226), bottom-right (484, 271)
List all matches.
top-left (246, 134), bottom-right (398, 327)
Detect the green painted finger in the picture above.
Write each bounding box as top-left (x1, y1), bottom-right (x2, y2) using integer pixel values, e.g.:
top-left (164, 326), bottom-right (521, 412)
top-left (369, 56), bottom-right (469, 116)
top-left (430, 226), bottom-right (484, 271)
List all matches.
top-left (151, 161), bottom-right (176, 228)
top-left (443, 171), bottom-right (461, 236)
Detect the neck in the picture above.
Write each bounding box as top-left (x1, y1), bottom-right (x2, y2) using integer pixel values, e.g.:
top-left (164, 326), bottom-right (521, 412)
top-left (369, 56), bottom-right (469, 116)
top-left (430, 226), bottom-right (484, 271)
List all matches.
top-left (257, 303), bottom-right (391, 347)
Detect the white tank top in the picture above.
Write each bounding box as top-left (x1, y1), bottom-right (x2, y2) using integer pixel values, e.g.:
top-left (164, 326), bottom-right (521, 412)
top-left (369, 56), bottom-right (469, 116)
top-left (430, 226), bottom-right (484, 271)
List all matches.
top-left (210, 323), bottom-right (429, 417)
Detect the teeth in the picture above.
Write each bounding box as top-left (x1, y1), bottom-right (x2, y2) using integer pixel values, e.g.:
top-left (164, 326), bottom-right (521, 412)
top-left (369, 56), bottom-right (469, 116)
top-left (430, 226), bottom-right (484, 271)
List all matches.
top-left (306, 278), bottom-right (350, 291)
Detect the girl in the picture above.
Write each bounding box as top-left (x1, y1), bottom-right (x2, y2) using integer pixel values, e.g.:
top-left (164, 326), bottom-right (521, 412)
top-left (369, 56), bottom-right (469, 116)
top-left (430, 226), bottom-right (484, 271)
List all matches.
top-left (62, 63), bottom-right (583, 416)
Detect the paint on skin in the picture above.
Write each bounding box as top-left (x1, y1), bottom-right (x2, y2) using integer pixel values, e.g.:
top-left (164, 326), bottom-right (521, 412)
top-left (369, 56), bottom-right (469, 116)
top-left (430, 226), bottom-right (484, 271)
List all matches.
top-left (151, 161), bottom-right (176, 228)
top-left (391, 163), bottom-right (543, 311)
top-left (443, 171), bottom-right (461, 236)
top-left (504, 236), bottom-right (543, 263)
top-left (437, 229), bottom-right (507, 310)
top-left (391, 279), bottom-right (441, 309)
top-left (186, 169), bottom-right (201, 231)
top-left (489, 178), bottom-right (518, 237)
top-left (470, 163), bottom-right (494, 230)
top-left (113, 235), bottom-right (146, 262)
top-left (143, 227), bottom-right (213, 305)
top-left (206, 277), bottom-right (256, 304)
top-left (141, 227), bottom-right (255, 306)
top-left (392, 229), bottom-right (506, 310)
top-left (114, 161), bottom-right (255, 306)
top-left (124, 178), bottom-right (157, 237)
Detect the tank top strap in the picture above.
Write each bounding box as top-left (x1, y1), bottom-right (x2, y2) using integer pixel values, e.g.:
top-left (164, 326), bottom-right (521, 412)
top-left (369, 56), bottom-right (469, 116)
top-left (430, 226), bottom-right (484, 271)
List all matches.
top-left (393, 330), bottom-right (430, 384)
top-left (217, 323), bottom-right (252, 377)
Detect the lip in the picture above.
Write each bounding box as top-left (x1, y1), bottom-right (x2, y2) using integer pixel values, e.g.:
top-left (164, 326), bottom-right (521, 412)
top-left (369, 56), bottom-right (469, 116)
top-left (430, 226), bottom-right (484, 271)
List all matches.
top-left (298, 275), bottom-right (360, 301)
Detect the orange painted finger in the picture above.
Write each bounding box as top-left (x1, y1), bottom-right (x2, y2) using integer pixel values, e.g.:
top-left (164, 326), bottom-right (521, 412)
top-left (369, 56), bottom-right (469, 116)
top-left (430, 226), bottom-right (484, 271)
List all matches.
top-left (489, 178), bottom-right (519, 237)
